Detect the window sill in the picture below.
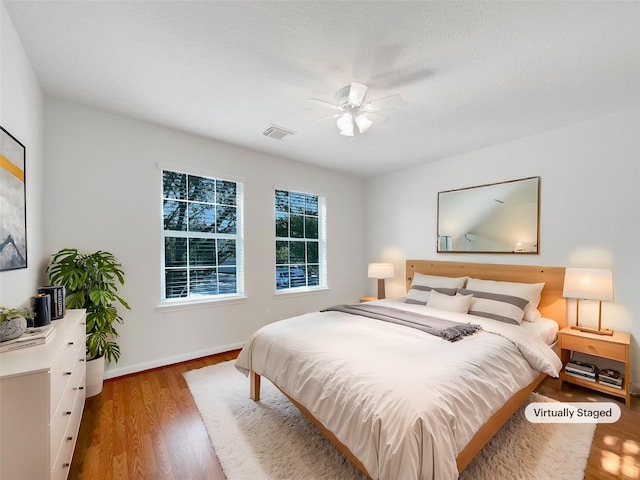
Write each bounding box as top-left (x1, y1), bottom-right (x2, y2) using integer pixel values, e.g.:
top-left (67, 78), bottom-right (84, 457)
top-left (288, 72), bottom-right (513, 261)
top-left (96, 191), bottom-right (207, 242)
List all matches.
top-left (156, 294), bottom-right (248, 313)
top-left (273, 287), bottom-right (329, 299)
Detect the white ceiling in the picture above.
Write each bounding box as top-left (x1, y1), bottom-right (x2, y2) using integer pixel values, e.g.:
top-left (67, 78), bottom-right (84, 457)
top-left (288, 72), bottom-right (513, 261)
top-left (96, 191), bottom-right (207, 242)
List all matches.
top-left (5, 1), bottom-right (640, 178)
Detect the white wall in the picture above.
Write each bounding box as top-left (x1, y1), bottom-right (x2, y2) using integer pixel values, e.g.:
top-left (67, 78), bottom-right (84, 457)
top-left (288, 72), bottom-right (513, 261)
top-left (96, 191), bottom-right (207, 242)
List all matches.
top-left (365, 106), bottom-right (640, 392)
top-left (43, 98), bottom-right (367, 378)
top-left (0, 3), bottom-right (45, 308)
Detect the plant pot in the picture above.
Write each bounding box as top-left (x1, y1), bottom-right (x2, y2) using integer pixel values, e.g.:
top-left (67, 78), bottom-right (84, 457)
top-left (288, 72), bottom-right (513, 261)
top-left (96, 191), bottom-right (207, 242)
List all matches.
top-left (0, 317), bottom-right (28, 342)
top-left (86, 355), bottom-right (105, 397)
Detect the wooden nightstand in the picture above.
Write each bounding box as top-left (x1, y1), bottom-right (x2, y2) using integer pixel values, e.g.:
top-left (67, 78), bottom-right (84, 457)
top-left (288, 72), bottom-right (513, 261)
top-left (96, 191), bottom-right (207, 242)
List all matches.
top-left (359, 296), bottom-right (378, 303)
top-left (558, 326), bottom-right (631, 407)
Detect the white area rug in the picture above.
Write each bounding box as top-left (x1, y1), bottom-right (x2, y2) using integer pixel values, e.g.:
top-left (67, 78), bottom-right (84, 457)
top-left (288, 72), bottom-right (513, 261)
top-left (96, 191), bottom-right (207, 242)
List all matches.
top-left (184, 361), bottom-right (596, 480)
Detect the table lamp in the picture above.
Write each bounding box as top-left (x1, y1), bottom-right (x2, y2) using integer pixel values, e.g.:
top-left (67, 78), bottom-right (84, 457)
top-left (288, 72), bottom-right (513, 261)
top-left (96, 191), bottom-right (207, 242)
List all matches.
top-left (368, 263), bottom-right (394, 299)
top-left (562, 268), bottom-right (614, 335)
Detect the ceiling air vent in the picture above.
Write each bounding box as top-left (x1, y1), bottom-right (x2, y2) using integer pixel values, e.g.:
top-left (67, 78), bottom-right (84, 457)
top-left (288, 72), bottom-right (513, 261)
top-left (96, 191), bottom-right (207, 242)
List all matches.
top-left (263, 124), bottom-right (296, 141)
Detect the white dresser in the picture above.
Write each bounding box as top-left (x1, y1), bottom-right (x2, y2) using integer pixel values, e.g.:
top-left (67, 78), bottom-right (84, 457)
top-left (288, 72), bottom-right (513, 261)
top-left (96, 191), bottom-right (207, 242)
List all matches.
top-left (0, 309), bottom-right (86, 480)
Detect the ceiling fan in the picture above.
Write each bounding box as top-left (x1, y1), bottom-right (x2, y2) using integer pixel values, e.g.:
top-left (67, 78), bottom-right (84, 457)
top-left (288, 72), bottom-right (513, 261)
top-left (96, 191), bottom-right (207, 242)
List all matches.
top-left (309, 82), bottom-right (402, 137)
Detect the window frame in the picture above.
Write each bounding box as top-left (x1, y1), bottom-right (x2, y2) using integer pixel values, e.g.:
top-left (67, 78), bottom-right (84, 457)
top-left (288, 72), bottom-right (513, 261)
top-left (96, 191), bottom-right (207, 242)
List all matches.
top-left (274, 186), bottom-right (327, 294)
top-left (158, 163), bottom-right (245, 305)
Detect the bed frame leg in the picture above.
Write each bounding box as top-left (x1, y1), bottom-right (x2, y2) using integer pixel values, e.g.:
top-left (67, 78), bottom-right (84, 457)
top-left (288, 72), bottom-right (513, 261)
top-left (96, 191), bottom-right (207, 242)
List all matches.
top-left (250, 371), bottom-right (261, 401)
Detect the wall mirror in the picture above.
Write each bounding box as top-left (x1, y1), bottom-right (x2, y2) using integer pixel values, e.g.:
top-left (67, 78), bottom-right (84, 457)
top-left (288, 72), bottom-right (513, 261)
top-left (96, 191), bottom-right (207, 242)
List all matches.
top-left (437, 176), bottom-right (540, 253)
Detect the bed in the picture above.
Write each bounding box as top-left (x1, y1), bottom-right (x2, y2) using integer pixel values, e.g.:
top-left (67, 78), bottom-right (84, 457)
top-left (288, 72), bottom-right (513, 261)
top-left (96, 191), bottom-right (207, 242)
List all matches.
top-left (235, 260), bottom-right (566, 479)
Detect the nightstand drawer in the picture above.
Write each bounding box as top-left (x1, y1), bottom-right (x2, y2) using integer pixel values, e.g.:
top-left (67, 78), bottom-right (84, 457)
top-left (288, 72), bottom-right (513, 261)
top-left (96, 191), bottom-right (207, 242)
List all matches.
top-left (561, 335), bottom-right (626, 361)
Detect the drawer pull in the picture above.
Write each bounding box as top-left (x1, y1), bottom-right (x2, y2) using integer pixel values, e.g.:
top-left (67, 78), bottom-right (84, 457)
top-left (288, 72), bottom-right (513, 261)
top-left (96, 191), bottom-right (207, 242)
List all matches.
top-left (63, 463), bottom-right (71, 469)
top-left (64, 371), bottom-right (72, 376)
top-left (68, 341), bottom-right (74, 346)
top-left (65, 411), bottom-right (72, 416)
top-left (66, 436), bottom-right (73, 441)
top-left (80, 358), bottom-right (86, 362)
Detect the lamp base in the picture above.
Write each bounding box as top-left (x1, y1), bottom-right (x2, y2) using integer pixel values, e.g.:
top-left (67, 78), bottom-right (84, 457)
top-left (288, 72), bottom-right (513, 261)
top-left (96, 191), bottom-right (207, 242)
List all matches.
top-left (570, 325), bottom-right (614, 336)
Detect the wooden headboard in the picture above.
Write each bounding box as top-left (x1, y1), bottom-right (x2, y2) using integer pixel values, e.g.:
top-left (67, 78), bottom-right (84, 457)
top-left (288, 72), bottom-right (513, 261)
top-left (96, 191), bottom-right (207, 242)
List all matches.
top-left (406, 260), bottom-right (567, 328)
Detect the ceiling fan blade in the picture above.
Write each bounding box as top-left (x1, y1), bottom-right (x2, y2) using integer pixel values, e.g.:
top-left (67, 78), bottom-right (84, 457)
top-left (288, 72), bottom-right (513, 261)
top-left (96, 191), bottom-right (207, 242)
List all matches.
top-left (308, 98), bottom-right (343, 111)
top-left (367, 111), bottom-right (389, 119)
top-left (308, 113), bottom-right (342, 122)
top-left (363, 94), bottom-right (403, 112)
top-left (348, 82), bottom-right (368, 106)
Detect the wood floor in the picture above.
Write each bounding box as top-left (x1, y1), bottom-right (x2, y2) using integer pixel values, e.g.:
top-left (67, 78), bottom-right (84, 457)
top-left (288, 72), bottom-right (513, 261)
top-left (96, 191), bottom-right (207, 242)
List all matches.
top-left (70, 350), bottom-right (640, 480)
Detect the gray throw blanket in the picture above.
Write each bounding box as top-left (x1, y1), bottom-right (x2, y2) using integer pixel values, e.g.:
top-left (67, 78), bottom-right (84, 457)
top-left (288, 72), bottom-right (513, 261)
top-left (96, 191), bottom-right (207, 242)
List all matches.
top-left (321, 304), bottom-right (481, 342)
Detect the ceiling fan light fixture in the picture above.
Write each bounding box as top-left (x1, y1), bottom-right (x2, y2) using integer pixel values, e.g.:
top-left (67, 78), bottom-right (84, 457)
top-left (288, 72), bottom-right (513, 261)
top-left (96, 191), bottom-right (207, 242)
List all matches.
top-left (311, 81), bottom-right (397, 138)
top-left (337, 112), bottom-right (354, 136)
top-left (355, 114), bottom-right (372, 133)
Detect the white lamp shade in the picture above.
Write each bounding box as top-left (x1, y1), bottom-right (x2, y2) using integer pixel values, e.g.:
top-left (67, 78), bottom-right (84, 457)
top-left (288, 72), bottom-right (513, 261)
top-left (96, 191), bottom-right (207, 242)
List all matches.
top-left (337, 113), bottom-right (354, 136)
top-left (354, 114), bottom-right (372, 133)
top-left (368, 263), bottom-right (394, 279)
top-left (563, 268), bottom-right (613, 301)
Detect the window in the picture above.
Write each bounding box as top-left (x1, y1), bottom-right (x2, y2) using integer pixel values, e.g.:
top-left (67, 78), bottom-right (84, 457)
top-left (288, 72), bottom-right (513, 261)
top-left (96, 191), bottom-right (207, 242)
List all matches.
top-left (161, 169), bottom-right (243, 302)
top-left (275, 189), bottom-right (326, 291)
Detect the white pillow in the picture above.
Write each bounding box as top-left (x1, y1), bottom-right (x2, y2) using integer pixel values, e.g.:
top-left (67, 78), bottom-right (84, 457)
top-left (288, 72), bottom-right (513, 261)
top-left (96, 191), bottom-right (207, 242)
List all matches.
top-left (427, 290), bottom-right (473, 313)
top-left (458, 288), bottom-right (529, 325)
top-left (465, 278), bottom-right (544, 322)
top-left (405, 273), bottom-right (468, 305)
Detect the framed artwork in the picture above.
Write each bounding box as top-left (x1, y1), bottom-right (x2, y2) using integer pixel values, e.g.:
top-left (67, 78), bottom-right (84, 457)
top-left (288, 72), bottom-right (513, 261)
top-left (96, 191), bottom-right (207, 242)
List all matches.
top-left (0, 126), bottom-right (27, 271)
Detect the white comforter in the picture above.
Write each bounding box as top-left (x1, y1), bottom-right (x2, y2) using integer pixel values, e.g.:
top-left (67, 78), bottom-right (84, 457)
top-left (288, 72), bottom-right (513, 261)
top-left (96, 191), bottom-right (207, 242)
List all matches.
top-left (235, 299), bottom-right (561, 480)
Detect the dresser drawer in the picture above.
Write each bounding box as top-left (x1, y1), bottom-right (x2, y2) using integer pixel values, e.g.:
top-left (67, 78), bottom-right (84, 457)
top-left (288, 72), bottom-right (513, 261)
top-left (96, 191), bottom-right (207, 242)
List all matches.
top-left (50, 354), bottom-right (85, 469)
top-left (50, 322), bottom-right (85, 416)
top-left (51, 370), bottom-right (85, 480)
top-left (561, 334), bottom-right (626, 361)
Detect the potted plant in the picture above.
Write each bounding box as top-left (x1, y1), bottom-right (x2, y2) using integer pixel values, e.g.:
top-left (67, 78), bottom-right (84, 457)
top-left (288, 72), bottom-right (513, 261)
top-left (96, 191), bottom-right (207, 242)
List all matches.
top-left (47, 248), bottom-right (130, 396)
top-left (0, 306), bottom-right (35, 342)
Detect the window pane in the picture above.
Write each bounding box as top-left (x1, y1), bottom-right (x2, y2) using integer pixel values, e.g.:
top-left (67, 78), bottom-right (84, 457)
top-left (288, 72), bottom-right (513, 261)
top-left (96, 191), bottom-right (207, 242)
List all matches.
top-left (164, 200), bottom-right (187, 231)
top-left (163, 171), bottom-right (187, 200)
top-left (307, 264), bottom-right (319, 286)
top-left (275, 212), bottom-right (289, 237)
top-left (217, 180), bottom-right (237, 206)
top-left (165, 269), bottom-right (188, 298)
top-left (290, 192), bottom-right (305, 214)
top-left (190, 268), bottom-right (217, 296)
top-left (276, 241), bottom-right (289, 264)
top-left (188, 203), bottom-right (216, 232)
top-left (290, 241), bottom-right (305, 263)
top-left (217, 239), bottom-right (236, 265)
top-left (275, 190), bottom-right (289, 213)
top-left (165, 237), bottom-right (187, 267)
top-left (162, 170), bottom-right (242, 302)
top-left (290, 214), bottom-right (304, 238)
top-left (307, 241), bottom-right (318, 263)
top-left (276, 266), bottom-right (289, 290)
top-left (188, 175), bottom-right (215, 203)
top-left (274, 189), bottom-right (325, 292)
top-left (305, 195), bottom-right (318, 215)
top-left (189, 238), bottom-right (216, 266)
top-left (305, 216), bottom-right (318, 239)
top-left (218, 266), bottom-right (237, 293)
top-left (216, 205), bottom-right (237, 234)
top-left (290, 266), bottom-right (306, 288)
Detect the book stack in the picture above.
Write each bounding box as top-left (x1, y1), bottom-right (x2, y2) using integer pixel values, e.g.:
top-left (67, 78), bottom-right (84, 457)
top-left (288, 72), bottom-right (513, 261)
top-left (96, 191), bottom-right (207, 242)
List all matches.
top-left (564, 360), bottom-right (597, 382)
top-left (598, 368), bottom-right (624, 389)
top-left (0, 325), bottom-right (56, 353)
top-left (38, 286), bottom-right (66, 319)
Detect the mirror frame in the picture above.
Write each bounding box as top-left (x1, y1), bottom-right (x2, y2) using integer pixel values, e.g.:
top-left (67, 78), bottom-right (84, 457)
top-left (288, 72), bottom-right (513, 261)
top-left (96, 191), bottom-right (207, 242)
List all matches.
top-left (437, 176), bottom-right (540, 254)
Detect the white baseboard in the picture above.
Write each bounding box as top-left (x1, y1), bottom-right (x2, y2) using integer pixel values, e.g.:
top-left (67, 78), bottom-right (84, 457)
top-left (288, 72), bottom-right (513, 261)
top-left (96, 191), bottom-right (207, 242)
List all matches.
top-left (103, 341), bottom-right (244, 380)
